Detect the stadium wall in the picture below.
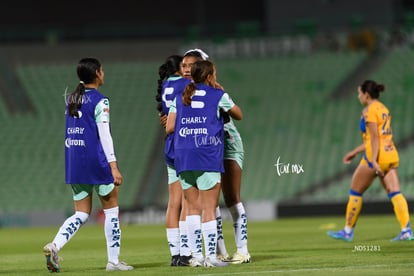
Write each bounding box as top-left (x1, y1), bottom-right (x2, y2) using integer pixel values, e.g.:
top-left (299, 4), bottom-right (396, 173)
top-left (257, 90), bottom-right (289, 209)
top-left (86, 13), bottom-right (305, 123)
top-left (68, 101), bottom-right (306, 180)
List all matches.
top-left (0, 39), bottom-right (181, 64)
top-left (1, 200), bottom-right (409, 227)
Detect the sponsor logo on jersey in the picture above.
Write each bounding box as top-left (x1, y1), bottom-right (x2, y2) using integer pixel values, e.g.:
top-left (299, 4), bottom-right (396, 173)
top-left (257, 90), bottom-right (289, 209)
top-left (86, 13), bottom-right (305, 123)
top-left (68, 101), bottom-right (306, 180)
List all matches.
top-left (65, 138), bottom-right (86, 148)
top-left (178, 127), bottom-right (208, 138)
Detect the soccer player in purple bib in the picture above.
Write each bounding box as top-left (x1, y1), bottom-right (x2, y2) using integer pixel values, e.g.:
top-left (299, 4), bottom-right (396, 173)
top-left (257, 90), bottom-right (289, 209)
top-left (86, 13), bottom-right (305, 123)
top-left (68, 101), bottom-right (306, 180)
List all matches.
top-left (157, 55), bottom-right (192, 266)
top-left (182, 49), bottom-right (250, 263)
top-left (43, 58), bottom-right (133, 272)
top-left (166, 60), bottom-right (242, 267)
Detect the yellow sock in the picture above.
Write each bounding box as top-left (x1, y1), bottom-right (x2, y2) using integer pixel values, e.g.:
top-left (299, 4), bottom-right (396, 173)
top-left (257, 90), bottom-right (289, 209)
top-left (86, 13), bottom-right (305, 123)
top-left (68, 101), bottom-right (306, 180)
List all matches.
top-left (345, 195), bottom-right (363, 228)
top-left (390, 193), bottom-right (410, 230)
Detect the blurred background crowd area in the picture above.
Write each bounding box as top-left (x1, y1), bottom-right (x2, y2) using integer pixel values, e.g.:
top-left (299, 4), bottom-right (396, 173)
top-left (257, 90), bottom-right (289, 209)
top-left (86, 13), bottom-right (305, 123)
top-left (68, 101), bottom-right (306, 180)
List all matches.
top-left (2, 0), bottom-right (414, 226)
top-left (1, 0), bottom-right (414, 51)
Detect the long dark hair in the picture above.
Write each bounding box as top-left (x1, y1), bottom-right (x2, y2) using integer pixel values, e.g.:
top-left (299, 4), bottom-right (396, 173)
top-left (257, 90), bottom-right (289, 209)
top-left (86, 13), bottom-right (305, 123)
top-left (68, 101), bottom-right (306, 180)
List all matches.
top-left (155, 55), bottom-right (182, 114)
top-left (182, 60), bottom-right (215, 106)
top-left (68, 58), bottom-right (101, 117)
top-left (360, 80), bottom-right (385, 99)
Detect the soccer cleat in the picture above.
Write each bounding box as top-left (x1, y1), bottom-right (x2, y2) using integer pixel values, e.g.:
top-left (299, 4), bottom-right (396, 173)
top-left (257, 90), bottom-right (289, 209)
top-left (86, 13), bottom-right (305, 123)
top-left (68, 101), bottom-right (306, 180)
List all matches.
top-left (391, 229), bottom-right (414, 241)
top-left (178, 255), bottom-right (192, 266)
top-left (188, 257), bottom-right (204, 267)
top-left (43, 243), bottom-right (60, 273)
top-left (327, 229), bottom-right (354, 242)
top-left (203, 257), bottom-right (229, 267)
top-left (217, 253), bottom-right (231, 262)
top-left (170, 255), bottom-right (180, 266)
top-left (231, 252), bottom-right (251, 264)
top-left (106, 261), bottom-right (134, 271)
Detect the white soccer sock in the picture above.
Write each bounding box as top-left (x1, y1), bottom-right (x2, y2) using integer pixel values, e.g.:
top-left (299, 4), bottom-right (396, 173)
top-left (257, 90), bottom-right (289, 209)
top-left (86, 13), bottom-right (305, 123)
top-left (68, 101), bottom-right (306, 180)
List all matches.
top-left (186, 215), bottom-right (203, 259)
top-left (166, 228), bottom-right (180, 256)
top-left (52, 211), bottom-right (89, 251)
top-left (202, 220), bottom-right (218, 259)
top-left (229, 202), bottom-right (249, 255)
top-left (344, 226), bottom-right (353, 233)
top-left (216, 206), bottom-right (228, 256)
top-left (104, 206), bottom-right (121, 264)
top-left (179, 220), bottom-right (191, 256)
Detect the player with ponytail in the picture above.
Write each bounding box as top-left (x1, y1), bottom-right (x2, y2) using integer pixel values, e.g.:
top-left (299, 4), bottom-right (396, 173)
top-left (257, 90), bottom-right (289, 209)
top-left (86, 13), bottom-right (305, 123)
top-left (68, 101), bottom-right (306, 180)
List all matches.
top-left (328, 80), bottom-right (413, 242)
top-left (43, 57), bottom-right (133, 272)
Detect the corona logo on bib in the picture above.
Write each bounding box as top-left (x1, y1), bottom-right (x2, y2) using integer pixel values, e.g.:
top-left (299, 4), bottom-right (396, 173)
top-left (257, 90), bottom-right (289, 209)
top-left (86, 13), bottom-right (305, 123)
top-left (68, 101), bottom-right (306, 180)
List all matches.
top-left (179, 127), bottom-right (208, 138)
top-left (65, 138), bottom-right (86, 148)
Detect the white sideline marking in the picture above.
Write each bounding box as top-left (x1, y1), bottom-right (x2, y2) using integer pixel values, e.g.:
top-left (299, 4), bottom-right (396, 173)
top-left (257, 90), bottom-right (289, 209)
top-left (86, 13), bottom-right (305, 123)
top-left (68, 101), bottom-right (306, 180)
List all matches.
top-left (196, 263), bottom-right (414, 276)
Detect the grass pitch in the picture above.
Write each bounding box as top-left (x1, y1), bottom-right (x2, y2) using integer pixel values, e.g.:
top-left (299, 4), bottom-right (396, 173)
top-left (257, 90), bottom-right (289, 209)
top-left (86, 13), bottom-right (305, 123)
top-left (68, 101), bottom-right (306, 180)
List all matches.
top-left (1, 215), bottom-right (413, 275)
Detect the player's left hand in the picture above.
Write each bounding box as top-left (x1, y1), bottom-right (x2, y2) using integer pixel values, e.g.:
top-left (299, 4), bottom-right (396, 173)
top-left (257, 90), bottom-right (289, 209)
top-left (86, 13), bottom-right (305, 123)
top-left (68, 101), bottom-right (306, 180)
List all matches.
top-left (159, 114), bottom-right (167, 128)
top-left (372, 162), bottom-right (384, 177)
top-left (109, 162), bottom-right (123, 185)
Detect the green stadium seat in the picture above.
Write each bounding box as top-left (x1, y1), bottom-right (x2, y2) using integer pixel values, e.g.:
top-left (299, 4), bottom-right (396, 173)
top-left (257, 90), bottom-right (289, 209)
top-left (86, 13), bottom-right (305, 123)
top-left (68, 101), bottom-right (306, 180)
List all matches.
top-left (2, 46), bottom-right (414, 213)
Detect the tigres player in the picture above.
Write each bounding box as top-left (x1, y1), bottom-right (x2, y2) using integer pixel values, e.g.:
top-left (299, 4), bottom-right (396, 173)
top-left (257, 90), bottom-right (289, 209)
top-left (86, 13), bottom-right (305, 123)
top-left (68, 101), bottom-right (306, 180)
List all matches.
top-left (328, 80), bottom-right (413, 242)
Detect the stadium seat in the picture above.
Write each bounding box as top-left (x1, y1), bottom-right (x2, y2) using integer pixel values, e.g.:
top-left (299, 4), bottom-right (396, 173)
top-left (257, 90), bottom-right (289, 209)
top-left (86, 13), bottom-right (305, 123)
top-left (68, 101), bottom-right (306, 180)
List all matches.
top-left (2, 46), bottom-right (414, 215)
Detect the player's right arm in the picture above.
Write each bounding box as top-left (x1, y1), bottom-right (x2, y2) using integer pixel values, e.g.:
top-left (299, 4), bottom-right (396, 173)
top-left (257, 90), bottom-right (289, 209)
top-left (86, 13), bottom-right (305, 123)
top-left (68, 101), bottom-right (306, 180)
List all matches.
top-left (343, 144), bottom-right (365, 164)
